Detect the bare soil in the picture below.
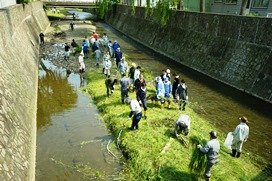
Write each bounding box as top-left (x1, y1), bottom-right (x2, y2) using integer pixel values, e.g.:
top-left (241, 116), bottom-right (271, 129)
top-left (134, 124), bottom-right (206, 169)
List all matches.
top-left (40, 20), bottom-right (104, 74)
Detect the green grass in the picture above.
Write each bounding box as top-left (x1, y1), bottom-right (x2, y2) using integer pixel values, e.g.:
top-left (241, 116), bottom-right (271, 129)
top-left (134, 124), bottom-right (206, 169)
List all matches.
top-left (46, 8), bottom-right (69, 20)
top-left (83, 58), bottom-right (271, 180)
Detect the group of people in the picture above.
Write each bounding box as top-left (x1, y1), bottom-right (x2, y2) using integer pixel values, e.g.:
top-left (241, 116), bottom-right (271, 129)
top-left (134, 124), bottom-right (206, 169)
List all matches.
top-left (100, 37), bottom-right (250, 181)
top-left (42, 28), bottom-right (250, 180)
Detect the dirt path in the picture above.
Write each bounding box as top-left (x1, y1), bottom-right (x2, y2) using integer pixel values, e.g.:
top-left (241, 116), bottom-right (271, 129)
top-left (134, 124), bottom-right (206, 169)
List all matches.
top-left (40, 20), bottom-right (104, 74)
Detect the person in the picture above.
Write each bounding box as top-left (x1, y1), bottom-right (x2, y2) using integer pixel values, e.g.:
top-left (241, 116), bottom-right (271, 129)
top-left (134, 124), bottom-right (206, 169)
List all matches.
top-left (94, 48), bottom-right (102, 68)
top-left (134, 73), bottom-right (146, 94)
top-left (197, 131), bottom-right (220, 181)
top-left (128, 62), bottom-right (136, 91)
top-left (136, 82), bottom-right (147, 119)
top-left (90, 36), bottom-right (96, 45)
top-left (71, 39), bottom-right (77, 56)
top-left (57, 9), bottom-right (60, 14)
top-left (112, 40), bottom-right (120, 58)
top-left (102, 51), bottom-right (111, 70)
top-left (164, 77), bottom-right (172, 108)
top-left (85, 36), bottom-right (90, 47)
top-left (172, 73), bottom-right (180, 100)
top-left (119, 74), bottom-right (130, 104)
top-left (230, 116), bottom-right (249, 158)
top-left (105, 78), bottom-right (118, 97)
top-left (161, 69), bottom-right (170, 81)
top-left (166, 69), bottom-right (171, 81)
top-left (78, 53), bottom-right (85, 73)
top-left (39, 32), bottom-right (45, 45)
top-left (107, 40), bottom-right (113, 57)
top-left (92, 32), bottom-right (98, 40)
top-left (102, 33), bottom-right (108, 48)
top-left (174, 114), bottom-right (190, 137)
top-left (64, 43), bottom-right (70, 60)
top-left (82, 40), bottom-right (88, 58)
top-left (118, 57), bottom-right (129, 76)
top-left (134, 66), bottom-right (141, 81)
top-left (103, 57), bottom-right (112, 78)
top-left (176, 79), bottom-right (188, 111)
top-left (72, 12), bottom-right (76, 20)
top-left (125, 98), bottom-right (142, 130)
top-left (92, 40), bottom-right (99, 52)
top-left (115, 47), bottom-right (122, 68)
top-left (155, 76), bottom-right (165, 105)
top-left (70, 22), bottom-right (75, 31)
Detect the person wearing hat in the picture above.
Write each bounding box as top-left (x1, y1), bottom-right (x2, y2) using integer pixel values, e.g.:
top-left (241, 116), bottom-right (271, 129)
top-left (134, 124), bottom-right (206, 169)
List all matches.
top-left (230, 116), bottom-right (249, 158)
top-left (197, 131), bottom-right (220, 181)
top-left (125, 98), bottom-right (142, 130)
top-left (174, 114), bottom-right (190, 137)
top-left (155, 76), bottom-right (165, 106)
top-left (163, 77), bottom-right (172, 108)
top-left (176, 79), bottom-right (188, 111)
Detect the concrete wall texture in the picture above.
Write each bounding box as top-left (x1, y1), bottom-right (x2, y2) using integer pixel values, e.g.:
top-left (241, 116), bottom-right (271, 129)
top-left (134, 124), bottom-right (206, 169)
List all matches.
top-left (0, 2), bottom-right (49, 180)
top-left (105, 5), bottom-right (272, 103)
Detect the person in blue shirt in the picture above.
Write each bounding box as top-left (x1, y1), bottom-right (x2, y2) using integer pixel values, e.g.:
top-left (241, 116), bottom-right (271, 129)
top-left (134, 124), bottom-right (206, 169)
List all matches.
top-left (82, 40), bottom-right (88, 58)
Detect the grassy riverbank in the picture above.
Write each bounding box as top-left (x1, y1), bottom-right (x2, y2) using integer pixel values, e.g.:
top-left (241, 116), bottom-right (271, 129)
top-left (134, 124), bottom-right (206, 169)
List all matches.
top-left (83, 63), bottom-right (271, 180)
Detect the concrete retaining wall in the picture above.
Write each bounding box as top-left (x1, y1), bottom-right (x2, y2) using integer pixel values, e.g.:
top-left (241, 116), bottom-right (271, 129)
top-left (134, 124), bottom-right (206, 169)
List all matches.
top-left (105, 5), bottom-right (272, 103)
top-left (0, 2), bottom-right (50, 180)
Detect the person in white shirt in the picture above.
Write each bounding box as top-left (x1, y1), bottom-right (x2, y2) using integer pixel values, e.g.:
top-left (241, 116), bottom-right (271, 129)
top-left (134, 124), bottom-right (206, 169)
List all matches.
top-left (78, 53), bottom-right (85, 73)
top-left (230, 116), bottom-right (249, 158)
top-left (174, 114), bottom-right (190, 137)
top-left (125, 98), bottom-right (142, 130)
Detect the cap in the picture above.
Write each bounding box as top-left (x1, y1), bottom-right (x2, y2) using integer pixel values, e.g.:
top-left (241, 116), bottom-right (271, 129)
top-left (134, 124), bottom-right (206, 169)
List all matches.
top-left (155, 76), bottom-right (161, 82)
top-left (166, 69), bottom-right (170, 74)
top-left (181, 79), bottom-right (186, 83)
top-left (132, 62), bottom-right (136, 67)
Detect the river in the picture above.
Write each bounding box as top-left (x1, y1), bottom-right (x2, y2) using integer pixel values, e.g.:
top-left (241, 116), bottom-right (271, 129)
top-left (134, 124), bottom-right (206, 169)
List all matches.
top-left (36, 60), bottom-right (123, 180)
top-left (36, 11), bottom-right (271, 181)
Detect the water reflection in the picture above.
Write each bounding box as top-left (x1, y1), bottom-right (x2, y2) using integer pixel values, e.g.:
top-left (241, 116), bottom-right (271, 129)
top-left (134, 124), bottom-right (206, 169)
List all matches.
top-left (36, 59), bottom-right (121, 180)
top-left (37, 59), bottom-right (77, 129)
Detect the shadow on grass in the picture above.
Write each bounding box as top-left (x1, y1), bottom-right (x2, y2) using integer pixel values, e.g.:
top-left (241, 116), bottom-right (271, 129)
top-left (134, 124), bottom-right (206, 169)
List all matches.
top-left (158, 166), bottom-right (199, 181)
top-left (252, 163), bottom-right (272, 181)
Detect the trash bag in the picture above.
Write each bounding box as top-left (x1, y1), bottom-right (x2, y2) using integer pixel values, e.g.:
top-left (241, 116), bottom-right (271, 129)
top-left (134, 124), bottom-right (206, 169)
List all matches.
top-left (224, 132), bottom-right (233, 150)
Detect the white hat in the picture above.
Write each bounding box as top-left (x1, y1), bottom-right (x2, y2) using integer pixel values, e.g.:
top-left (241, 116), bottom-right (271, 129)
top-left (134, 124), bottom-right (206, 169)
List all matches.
top-left (166, 69), bottom-right (170, 74)
top-left (132, 62), bottom-right (136, 67)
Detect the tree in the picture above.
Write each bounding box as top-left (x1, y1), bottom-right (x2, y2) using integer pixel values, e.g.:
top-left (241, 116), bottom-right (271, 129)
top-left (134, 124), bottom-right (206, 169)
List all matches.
top-left (239, 0), bottom-right (249, 15)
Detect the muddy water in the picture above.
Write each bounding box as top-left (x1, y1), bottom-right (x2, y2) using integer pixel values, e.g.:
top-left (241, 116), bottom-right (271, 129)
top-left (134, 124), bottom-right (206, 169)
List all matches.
top-left (95, 22), bottom-right (272, 163)
top-left (36, 60), bottom-right (122, 180)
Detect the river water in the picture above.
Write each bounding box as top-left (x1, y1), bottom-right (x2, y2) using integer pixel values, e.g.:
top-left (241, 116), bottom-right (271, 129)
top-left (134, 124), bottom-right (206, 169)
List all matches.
top-left (36, 60), bottom-right (122, 180)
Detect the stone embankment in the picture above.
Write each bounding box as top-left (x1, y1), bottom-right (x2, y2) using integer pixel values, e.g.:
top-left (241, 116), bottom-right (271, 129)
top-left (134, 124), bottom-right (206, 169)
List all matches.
top-left (0, 2), bottom-right (49, 180)
top-left (105, 5), bottom-right (272, 104)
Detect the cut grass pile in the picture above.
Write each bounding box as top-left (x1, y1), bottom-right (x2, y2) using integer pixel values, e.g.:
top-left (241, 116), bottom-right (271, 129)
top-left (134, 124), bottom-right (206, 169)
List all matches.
top-left (83, 59), bottom-right (271, 180)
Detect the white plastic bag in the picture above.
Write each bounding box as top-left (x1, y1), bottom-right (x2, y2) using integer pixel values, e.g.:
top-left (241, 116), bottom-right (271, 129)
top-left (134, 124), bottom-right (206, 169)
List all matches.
top-left (224, 132), bottom-right (233, 150)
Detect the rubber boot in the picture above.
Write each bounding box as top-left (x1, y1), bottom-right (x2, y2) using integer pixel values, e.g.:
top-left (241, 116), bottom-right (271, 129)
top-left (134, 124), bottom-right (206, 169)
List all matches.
top-left (144, 110), bottom-right (147, 119)
top-left (230, 149), bottom-right (236, 157)
top-left (236, 152), bottom-right (241, 158)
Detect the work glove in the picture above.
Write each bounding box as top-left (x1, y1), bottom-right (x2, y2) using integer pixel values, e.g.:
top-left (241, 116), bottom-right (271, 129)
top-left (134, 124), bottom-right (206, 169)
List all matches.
top-left (128, 117), bottom-right (131, 120)
top-left (186, 96), bottom-right (188, 100)
top-left (197, 144), bottom-right (202, 149)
